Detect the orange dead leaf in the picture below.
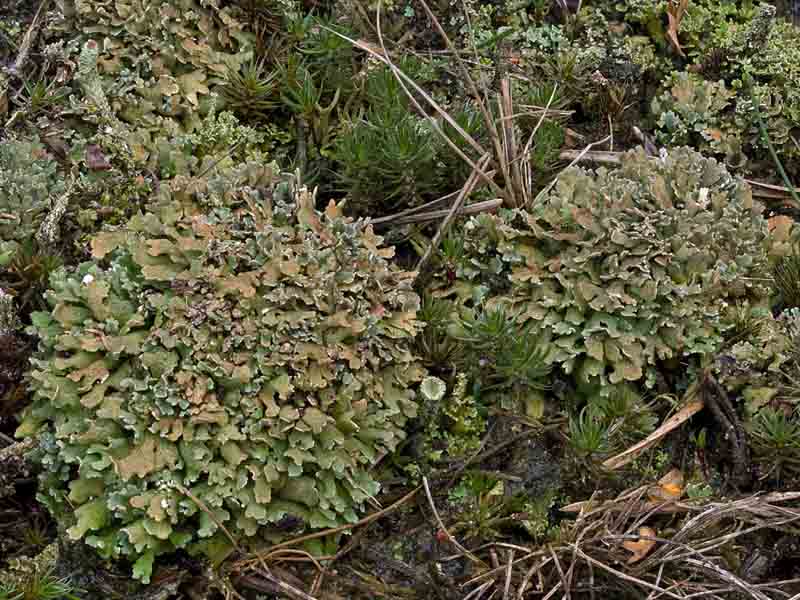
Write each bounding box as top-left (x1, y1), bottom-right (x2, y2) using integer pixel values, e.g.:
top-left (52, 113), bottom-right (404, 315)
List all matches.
top-left (648, 468), bottom-right (684, 503)
top-left (769, 214), bottom-right (794, 239)
top-left (623, 527), bottom-right (657, 563)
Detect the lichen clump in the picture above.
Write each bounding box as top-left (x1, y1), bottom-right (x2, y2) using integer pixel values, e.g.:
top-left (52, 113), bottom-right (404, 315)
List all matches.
top-left (72, 0), bottom-right (254, 130)
top-left (437, 147), bottom-right (770, 387)
top-left (18, 162), bottom-right (424, 581)
top-left (0, 137), bottom-right (66, 244)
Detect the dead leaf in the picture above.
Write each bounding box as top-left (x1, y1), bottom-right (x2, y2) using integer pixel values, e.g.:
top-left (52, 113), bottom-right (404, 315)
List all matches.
top-left (648, 468), bottom-right (684, 503)
top-left (623, 527), bottom-right (657, 563)
top-left (666, 0), bottom-right (689, 58)
top-left (768, 215), bottom-right (794, 241)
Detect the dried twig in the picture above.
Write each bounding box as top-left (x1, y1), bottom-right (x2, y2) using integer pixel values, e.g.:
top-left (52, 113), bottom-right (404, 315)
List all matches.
top-left (516, 557), bottom-right (553, 599)
top-left (502, 549), bottom-right (514, 600)
top-left (460, 550), bottom-right (544, 588)
top-left (684, 558), bottom-right (771, 600)
top-left (416, 154), bottom-right (492, 273)
top-left (374, 198), bottom-right (503, 227)
top-left (9, 0), bottom-right (54, 78)
top-left (464, 580), bottom-right (494, 600)
top-left (548, 545), bottom-right (569, 599)
top-left (572, 546), bottom-right (685, 599)
top-left (237, 487), bottom-right (420, 569)
top-left (233, 573), bottom-right (320, 600)
top-left (532, 135), bottom-right (611, 205)
top-left (603, 381), bottom-right (704, 470)
top-left (422, 476), bottom-right (485, 566)
top-left (370, 173), bottom-right (498, 225)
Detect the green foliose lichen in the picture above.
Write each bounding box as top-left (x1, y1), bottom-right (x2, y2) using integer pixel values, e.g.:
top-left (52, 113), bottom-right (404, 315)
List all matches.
top-left (651, 72), bottom-right (744, 167)
top-left (651, 5), bottom-right (800, 170)
top-left (435, 146), bottom-right (771, 388)
top-left (73, 0), bottom-right (254, 130)
top-left (19, 161), bottom-right (425, 582)
top-left (0, 137), bottom-right (66, 244)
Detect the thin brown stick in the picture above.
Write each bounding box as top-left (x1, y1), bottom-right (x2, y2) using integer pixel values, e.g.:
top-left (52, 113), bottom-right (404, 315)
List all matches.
top-left (370, 174), bottom-right (497, 225)
top-left (309, 571), bottom-right (323, 597)
top-left (497, 78), bottom-right (517, 206)
top-left (516, 557), bottom-right (553, 600)
top-left (564, 514), bottom-right (604, 596)
top-left (237, 486), bottom-right (420, 568)
top-left (548, 545), bottom-right (569, 600)
top-left (603, 381), bottom-right (704, 470)
top-left (464, 580), bottom-right (495, 600)
top-left (684, 558), bottom-right (771, 600)
top-left (502, 549), bottom-right (514, 600)
top-left (416, 154), bottom-right (491, 273)
top-left (461, 550), bottom-right (544, 587)
top-left (258, 548), bottom-right (328, 573)
top-left (422, 476), bottom-right (485, 566)
top-left (684, 579), bottom-right (800, 599)
top-left (571, 546), bottom-right (685, 599)
top-left (532, 135), bottom-right (612, 205)
top-left (233, 573), bottom-right (319, 600)
top-left (517, 84), bottom-right (559, 206)
top-left (540, 579), bottom-right (564, 600)
top-left (379, 198), bottom-right (503, 227)
top-left (558, 149), bottom-right (622, 164)
top-left (9, 0), bottom-right (54, 78)
top-left (174, 483), bottom-right (242, 553)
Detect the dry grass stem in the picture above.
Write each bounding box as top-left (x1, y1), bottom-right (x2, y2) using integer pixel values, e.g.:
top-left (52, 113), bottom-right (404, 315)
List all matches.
top-left (604, 382), bottom-right (704, 470)
top-left (503, 550), bottom-right (514, 600)
top-left (416, 154), bottom-right (492, 273)
top-left (237, 487), bottom-right (420, 570)
top-left (9, 0), bottom-right (54, 78)
top-left (422, 476), bottom-right (485, 567)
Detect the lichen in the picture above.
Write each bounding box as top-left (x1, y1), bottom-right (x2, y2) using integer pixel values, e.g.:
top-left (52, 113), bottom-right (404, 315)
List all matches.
top-left (0, 136), bottom-right (66, 244)
top-left (19, 161), bottom-right (425, 582)
top-left (435, 146), bottom-right (771, 388)
top-left (0, 288), bottom-right (19, 335)
top-left (72, 0), bottom-right (254, 129)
